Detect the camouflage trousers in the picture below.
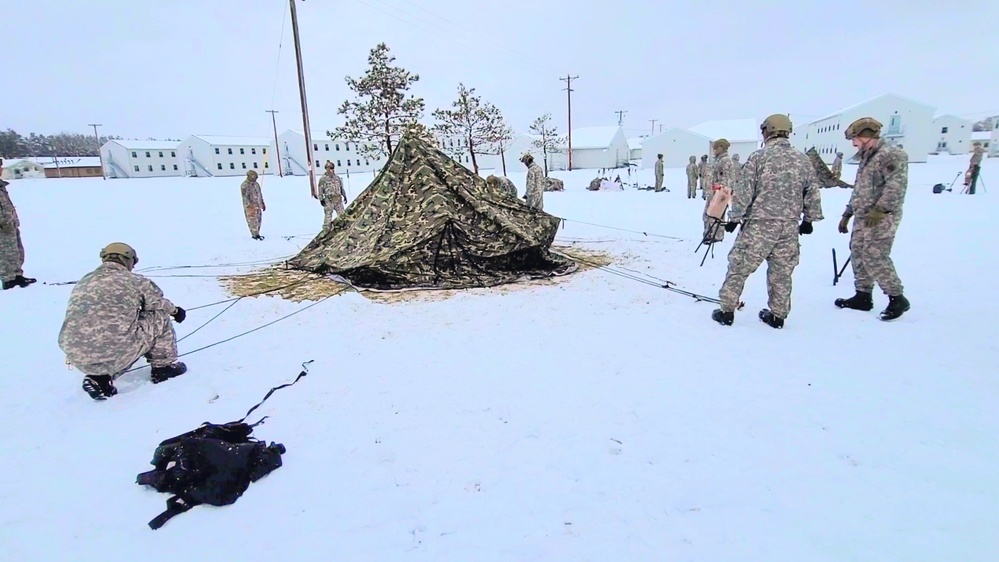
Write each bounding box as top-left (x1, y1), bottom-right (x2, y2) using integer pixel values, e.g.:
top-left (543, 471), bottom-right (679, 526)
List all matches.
top-left (850, 212), bottom-right (904, 296)
top-left (244, 205), bottom-right (262, 237)
top-left (322, 200), bottom-right (344, 230)
top-left (0, 224), bottom-right (25, 282)
top-left (687, 178), bottom-right (697, 198)
top-left (70, 309), bottom-right (179, 378)
top-left (526, 188), bottom-right (544, 210)
top-left (700, 179), bottom-right (711, 200)
top-left (654, 173), bottom-right (664, 192)
top-left (719, 220), bottom-right (800, 318)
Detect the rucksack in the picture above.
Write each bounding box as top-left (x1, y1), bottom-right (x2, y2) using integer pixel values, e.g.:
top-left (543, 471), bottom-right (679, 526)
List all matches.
top-left (136, 362), bottom-right (310, 529)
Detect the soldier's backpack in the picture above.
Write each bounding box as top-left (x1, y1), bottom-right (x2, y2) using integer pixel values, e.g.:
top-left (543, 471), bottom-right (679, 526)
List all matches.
top-left (136, 362), bottom-right (310, 529)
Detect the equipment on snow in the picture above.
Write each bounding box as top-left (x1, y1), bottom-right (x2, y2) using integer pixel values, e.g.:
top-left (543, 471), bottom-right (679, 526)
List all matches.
top-left (136, 361), bottom-right (311, 529)
top-left (805, 148), bottom-right (854, 189)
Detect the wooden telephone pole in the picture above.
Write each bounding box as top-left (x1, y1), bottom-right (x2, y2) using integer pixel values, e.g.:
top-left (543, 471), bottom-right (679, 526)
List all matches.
top-left (88, 123), bottom-right (105, 179)
top-left (560, 74), bottom-right (578, 171)
top-left (265, 110), bottom-right (283, 176)
top-left (289, 0), bottom-right (317, 198)
top-left (615, 110), bottom-right (627, 126)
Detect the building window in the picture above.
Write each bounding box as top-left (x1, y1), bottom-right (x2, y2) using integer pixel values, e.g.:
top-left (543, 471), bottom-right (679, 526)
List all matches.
top-left (131, 151), bottom-right (137, 158)
top-left (159, 151), bottom-right (164, 157)
top-left (217, 163), bottom-right (223, 170)
top-left (324, 144), bottom-right (329, 151)
top-left (230, 163), bottom-right (235, 169)
top-left (134, 165), bottom-right (140, 172)
top-left (336, 144), bottom-right (340, 151)
top-left (240, 148), bottom-right (245, 155)
top-left (161, 165), bottom-right (166, 171)
top-left (171, 151), bottom-right (176, 157)
top-left (365, 160), bottom-right (369, 166)
top-left (146, 151), bottom-right (151, 157)
top-left (262, 148), bottom-right (267, 154)
top-left (264, 162), bottom-right (269, 168)
top-left (241, 163), bottom-right (246, 169)
top-left (215, 148), bottom-right (220, 154)
top-left (337, 160), bottom-right (342, 166)
top-left (228, 148), bottom-right (233, 155)
top-left (251, 148), bottom-right (256, 154)
top-left (941, 127), bottom-right (948, 134)
top-left (253, 162), bottom-right (258, 168)
top-left (148, 165), bottom-right (153, 171)
top-left (346, 144), bottom-right (351, 151)
top-left (313, 144), bottom-right (318, 151)
top-left (173, 164), bottom-right (178, 170)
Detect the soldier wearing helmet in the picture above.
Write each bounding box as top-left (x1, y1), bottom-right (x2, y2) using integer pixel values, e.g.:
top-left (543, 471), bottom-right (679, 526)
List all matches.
top-left (685, 155), bottom-right (699, 199)
top-left (967, 142), bottom-right (984, 194)
top-left (0, 158), bottom-right (36, 290)
top-left (698, 155), bottom-right (711, 199)
top-left (58, 242), bottom-right (188, 400)
top-left (318, 160), bottom-right (347, 230)
top-left (712, 113), bottom-right (824, 329)
top-left (830, 151), bottom-right (844, 180)
top-left (701, 138), bottom-right (738, 245)
top-left (520, 153), bottom-right (545, 210)
top-left (834, 116), bottom-right (910, 320)
top-left (240, 169), bottom-right (266, 240)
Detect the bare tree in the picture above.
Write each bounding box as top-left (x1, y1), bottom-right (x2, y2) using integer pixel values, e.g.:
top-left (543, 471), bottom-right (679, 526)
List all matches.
top-left (529, 113), bottom-right (565, 176)
top-left (432, 83), bottom-right (505, 174)
top-left (329, 43), bottom-right (425, 160)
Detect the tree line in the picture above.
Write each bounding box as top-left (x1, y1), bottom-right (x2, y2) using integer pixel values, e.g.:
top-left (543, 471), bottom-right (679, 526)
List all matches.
top-left (329, 42), bottom-right (566, 176)
top-left (0, 130), bottom-right (184, 159)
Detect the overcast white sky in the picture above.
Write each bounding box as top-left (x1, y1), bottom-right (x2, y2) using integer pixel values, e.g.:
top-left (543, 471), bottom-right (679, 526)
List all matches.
top-left (5, 0), bottom-right (997, 140)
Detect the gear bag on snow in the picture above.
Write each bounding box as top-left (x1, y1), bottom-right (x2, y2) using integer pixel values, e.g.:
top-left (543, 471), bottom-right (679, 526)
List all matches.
top-left (136, 361), bottom-right (311, 529)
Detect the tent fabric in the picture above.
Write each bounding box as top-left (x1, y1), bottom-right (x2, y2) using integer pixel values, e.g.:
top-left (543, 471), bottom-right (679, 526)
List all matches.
top-left (806, 148), bottom-right (854, 188)
top-left (288, 134), bottom-right (577, 290)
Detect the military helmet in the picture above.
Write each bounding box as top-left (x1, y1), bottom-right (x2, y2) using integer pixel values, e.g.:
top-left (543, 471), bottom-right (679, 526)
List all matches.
top-left (845, 117), bottom-right (882, 139)
top-left (246, 169), bottom-right (258, 180)
top-left (100, 242), bottom-right (138, 266)
top-left (713, 138), bottom-right (730, 151)
top-left (760, 114), bottom-right (793, 137)
top-left (973, 141), bottom-right (982, 147)
top-left (519, 153), bottom-right (533, 164)
top-left (689, 155), bottom-right (696, 162)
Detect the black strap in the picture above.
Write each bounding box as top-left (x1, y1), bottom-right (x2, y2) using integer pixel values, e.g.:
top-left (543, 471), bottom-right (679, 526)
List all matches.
top-left (236, 360), bottom-right (312, 424)
top-left (149, 496), bottom-right (199, 530)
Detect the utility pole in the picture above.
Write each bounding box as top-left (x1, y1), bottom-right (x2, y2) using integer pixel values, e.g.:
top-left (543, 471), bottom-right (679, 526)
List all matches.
top-left (650, 119), bottom-right (658, 134)
top-left (615, 110), bottom-right (627, 126)
top-left (659, 124), bottom-right (664, 133)
top-left (265, 110), bottom-right (283, 177)
top-left (560, 74), bottom-right (578, 171)
top-left (289, 0), bottom-right (317, 198)
top-left (88, 123), bottom-right (105, 179)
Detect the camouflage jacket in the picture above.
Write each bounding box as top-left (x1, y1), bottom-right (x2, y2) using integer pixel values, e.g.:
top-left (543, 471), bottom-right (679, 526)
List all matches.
top-left (58, 262), bottom-right (178, 372)
top-left (318, 172), bottom-right (344, 206)
top-left (0, 179), bottom-right (18, 228)
top-left (498, 176), bottom-right (518, 198)
top-left (525, 163), bottom-right (545, 210)
top-left (844, 140), bottom-right (908, 219)
top-left (686, 162), bottom-right (699, 180)
top-left (711, 152), bottom-right (739, 189)
top-left (655, 159), bottom-right (664, 177)
top-left (731, 137), bottom-right (823, 223)
top-left (698, 161), bottom-right (711, 183)
top-left (240, 180), bottom-right (264, 208)
top-left (970, 147), bottom-right (984, 167)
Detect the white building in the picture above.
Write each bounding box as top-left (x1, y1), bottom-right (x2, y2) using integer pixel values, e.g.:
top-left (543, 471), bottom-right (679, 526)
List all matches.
top-left (567, 126), bottom-right (630, 169)
top-left (799, 93), bottom-right (936, 163)
top-left (971, 131), bottom-right (993, 157)
top-left (639, 128), bottom-right (713, 169)
top-left (1, 158), bottom-right (46, 180)
top-left (434, 133), bottom-right (503, 173)
top-left (991, 128), bottom-right (999, 158)
top-left (627, 137), bottom-right (645, 161)
top-left (100, 140), bottom-right (182, 179)
top-left (270, 130), bottom-right (387, 179)
top-left (179, 135), bottom-right (272, 177)
top-left (688, 118), bottom-right (760, 161)
top-left (495, 133), bottom-right (568, 175)
top-left (931, 115), bottom-right (973, 155)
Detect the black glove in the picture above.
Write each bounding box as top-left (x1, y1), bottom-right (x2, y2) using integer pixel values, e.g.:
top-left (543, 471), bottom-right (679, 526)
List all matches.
top-left (172, 307), bottom-right (186, 323)
top-left (724, 221), bottom-right (739, 233)
top-left (799, 221), bottom-right (813, 235)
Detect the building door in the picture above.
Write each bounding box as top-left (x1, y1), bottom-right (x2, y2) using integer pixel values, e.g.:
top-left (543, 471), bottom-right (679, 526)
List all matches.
top-left (888, 115), bottom-right (902, 135)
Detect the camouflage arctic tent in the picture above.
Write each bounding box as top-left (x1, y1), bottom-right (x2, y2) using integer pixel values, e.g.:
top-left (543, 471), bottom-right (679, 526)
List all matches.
top-left (288, 134), bottom-right (576, 290)
top-left (806, 147), bottom-right (853, 188)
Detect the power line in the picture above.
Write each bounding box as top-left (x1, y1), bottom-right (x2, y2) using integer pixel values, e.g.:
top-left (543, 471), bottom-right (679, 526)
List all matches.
top-left (615, 110), bottom-right (627, 126)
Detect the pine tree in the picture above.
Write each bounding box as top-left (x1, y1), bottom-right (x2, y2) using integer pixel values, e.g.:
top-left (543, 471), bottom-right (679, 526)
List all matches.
top-left (329, 43), bottom-right (425, 160)
top-left (529, 113), bottom-right (565, 176)
top-left (486, 121), bottom-right (515, 176)
top-left (432, 83), bottom-right (505, 174)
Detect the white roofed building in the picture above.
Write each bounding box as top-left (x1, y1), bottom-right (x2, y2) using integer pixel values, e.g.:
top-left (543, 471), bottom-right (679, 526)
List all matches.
top-left (100, 140), bottom-right (181, 179)
top-left (932, 115), bottom-right (974, 155)
top-left (971, 130), bottom-right (993, 156)
top-left (627, 137), bottom-right (644, 161)
top-left (567, 126), bottom-right (630, 169)
top-left (688, 118), bottom-right (760, 161)
top-left (1, 158), bottom-right (46, 180)
top-left (270, 130), bottom-right (386, 179)
top-left (43, 157), bottom-right (104, 178)
top-left (179, 135), bottom-right (271, 178)
top-left (640, 129), bottom-right (713, 169)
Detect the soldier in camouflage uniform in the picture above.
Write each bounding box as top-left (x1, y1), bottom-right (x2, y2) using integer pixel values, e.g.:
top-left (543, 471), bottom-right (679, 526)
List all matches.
top-left (0, 159), bottom-right (35, 290)
top-left (685, 156), bottom-right (699, 198)
top-left (698, 155), bottom-right (712, 199)
top-left (240, 170), bottom-right (266, 240)
top-left (712, 114), bottom-right (823, 329)
top-left (702, 139), bottom-right (739, 244)
top-left (967, 142), bottom-right (984, 195)
top-left (831, 152), bottom-right (844, 180)
top-left (318, 160), bottom-right (347, 230)
top-left (58, 243), bottom-right (188, 400)
top-left (521, 153), bottom-right (545, 210)
top-left (654, 153), bottom-right (665, 192)
top-left (834, 117), bottom-right (911, 321)
top-left (486, 174), bottom-right (518, 198)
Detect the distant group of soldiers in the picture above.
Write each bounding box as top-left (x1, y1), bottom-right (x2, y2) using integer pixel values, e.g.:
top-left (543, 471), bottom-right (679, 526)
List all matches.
top-left (703, 114), bottom-right (910, 328)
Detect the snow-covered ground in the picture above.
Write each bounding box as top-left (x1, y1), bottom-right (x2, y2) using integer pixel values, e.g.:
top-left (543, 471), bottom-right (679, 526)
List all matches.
top-left (1, 154), bottom-right (995, 561)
